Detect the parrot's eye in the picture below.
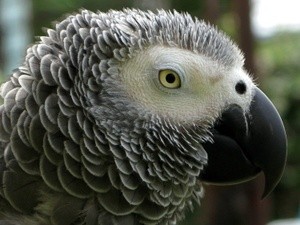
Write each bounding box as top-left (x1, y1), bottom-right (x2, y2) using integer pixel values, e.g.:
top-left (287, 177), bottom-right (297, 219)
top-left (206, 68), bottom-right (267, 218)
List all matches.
top-left (159, 69), bottom-right (181, 89)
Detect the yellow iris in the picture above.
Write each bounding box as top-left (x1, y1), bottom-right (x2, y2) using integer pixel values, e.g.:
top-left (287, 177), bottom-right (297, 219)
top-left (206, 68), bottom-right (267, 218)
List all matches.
top-left (159, 69), bottom-right (181, 89)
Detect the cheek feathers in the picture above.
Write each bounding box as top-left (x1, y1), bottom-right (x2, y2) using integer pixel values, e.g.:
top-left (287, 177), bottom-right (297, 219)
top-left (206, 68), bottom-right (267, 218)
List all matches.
top-left (119, 46), bottom-right (253, 126)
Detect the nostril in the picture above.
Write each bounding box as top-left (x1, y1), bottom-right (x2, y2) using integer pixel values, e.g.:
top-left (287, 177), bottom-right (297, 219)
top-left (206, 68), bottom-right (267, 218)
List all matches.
top-left (235, 81), bottom-right (247, 95)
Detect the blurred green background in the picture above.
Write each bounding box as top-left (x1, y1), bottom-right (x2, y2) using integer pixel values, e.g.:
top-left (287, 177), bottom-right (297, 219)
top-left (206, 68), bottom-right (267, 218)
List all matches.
top-left (0, 0), bottom-right (299, 225)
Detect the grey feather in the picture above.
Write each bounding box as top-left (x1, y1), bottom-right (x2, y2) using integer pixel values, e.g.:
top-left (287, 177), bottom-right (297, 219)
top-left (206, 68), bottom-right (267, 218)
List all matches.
top-left (0, 8), bottom-right (242, 225)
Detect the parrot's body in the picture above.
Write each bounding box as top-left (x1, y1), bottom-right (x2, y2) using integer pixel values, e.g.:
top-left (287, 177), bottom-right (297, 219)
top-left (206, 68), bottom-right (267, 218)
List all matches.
top-left (0, 9), bottom-right (287, 225)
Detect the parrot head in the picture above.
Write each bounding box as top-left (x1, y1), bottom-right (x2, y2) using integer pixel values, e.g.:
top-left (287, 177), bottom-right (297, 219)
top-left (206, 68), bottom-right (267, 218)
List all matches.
top-left (91, 9), bottom-right (287, 199)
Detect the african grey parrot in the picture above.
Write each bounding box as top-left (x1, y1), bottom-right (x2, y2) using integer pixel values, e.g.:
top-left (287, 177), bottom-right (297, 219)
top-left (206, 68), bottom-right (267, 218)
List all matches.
top-left (0, 9), bottom-right (287, 225)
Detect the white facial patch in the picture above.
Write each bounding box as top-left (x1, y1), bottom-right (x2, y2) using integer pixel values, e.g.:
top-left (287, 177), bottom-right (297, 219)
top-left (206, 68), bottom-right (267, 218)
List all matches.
top-left (120, 46), bottom-right (255, 126)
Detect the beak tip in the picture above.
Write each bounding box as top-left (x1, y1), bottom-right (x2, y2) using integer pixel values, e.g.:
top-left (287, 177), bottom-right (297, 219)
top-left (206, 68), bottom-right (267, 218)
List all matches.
top-left (261, 153), bottom-right (287, 199)
top-left (261, 177), bottom-right (278, 199)
top-left (261, 180), bottom-right (275, 199)
top-left (261, 159), bottom-right (287, 199)
top-left (249, 88), bottom-right (288, 199)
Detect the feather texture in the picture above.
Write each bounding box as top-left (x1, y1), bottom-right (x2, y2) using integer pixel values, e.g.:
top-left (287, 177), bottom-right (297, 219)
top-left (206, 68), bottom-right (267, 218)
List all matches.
top-left (0, 8), bottom-right (245, 225)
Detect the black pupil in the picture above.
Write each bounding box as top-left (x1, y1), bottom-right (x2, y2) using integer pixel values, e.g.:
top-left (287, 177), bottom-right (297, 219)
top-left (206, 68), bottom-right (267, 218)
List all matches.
top-left (166, 73), bottom-right (176, 83)
top-left (235, 80), bottom-right (247, 94)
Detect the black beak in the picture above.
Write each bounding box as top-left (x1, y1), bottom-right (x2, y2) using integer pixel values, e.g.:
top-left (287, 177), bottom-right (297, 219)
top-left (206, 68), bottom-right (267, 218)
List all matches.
top-left (200, 87), bottom-right (287, 198)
